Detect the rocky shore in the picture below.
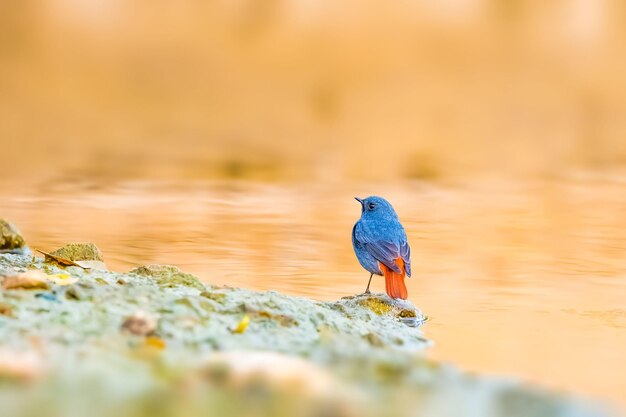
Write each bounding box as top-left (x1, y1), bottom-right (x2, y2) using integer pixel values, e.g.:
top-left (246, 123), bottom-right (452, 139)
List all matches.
top-left (0, 220), bottom-right (609, 417)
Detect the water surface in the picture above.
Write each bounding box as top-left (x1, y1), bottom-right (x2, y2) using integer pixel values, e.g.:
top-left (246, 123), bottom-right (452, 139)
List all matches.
top-left (2, 176), bottom-right (625, 412)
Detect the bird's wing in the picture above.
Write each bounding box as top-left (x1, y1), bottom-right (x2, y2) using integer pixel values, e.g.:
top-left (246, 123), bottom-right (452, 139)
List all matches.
top-left (354, 222), bottom-right (410, 274)
top-left (399, 239), bottom-right (411, 277)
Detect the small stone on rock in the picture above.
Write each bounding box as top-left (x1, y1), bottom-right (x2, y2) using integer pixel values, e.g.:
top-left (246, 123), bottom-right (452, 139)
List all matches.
top-left (49, 243), bottom-right (104, 262)
top-left (1, 270), bottom-right (50, 290)
top-left (0, 219), bottom-right (28, 254)
top-left (121, 311), bottom-right (158, 336)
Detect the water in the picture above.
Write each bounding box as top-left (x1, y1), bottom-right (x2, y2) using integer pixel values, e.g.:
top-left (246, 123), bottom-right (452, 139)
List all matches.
top-left (2, 176), bottom-right (625, 412)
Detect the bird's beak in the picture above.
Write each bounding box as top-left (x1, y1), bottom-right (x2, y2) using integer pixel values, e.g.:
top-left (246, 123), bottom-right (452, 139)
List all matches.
top-left (354, 197), bottom-right (363, 205)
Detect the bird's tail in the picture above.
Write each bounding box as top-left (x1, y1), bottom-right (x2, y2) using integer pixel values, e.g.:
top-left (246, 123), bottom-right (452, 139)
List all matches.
top-left (381, 258), bottom-right (408, 300)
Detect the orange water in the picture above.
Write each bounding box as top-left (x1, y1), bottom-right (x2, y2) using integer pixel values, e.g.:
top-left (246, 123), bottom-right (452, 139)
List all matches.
top-left (2, 176), bottom-right (625, 412)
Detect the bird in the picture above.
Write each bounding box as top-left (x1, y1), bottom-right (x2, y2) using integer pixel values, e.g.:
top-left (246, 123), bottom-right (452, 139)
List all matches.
top-left (352, 196), bottom-right (411, 300)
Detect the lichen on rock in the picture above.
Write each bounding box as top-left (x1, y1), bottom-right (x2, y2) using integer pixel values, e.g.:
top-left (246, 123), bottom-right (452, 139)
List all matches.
top-left (0, 251), bottom-right (610, 417)
top-left (339, 293), bottom-right (425, 327)
top-left (130, 264), bottom-right (205, 291)
top-left (0, 219), bottom-right (28, 255)
top-left (49, 243), bottom-right (104, 262)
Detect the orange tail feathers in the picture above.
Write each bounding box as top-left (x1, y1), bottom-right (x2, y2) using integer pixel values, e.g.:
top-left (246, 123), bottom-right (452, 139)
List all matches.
top-left (381, 258), bottom-right (408, 300)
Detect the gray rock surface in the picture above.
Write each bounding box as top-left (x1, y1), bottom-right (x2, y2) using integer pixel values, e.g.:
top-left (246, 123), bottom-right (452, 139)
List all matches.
top-left (0, 252), bottom-right (611, 417)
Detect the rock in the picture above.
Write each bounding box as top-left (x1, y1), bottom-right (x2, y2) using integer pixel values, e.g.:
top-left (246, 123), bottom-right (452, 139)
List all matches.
top-left (0, 302), bottom-right (14, 317)
top-left (49, 243), bottom-right (104, 262)
top-left (0, 253), bottom-right (31, 272)
top-left (1, 270), bottom-right (50, 290)
top-left (130, 264), bottom-right (205, 291)
top-left (0, 220), bottom-right (28, 254)
top-left (121, 311), bottom-right (158, 336)
top-left (0, 252), bottom-right (609, 417)
top-left (339, 293), bottom-right (426, 327)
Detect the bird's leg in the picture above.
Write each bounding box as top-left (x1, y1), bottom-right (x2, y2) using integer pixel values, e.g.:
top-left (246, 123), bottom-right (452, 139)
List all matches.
top-left (364, 273), bottom-right (373, 294)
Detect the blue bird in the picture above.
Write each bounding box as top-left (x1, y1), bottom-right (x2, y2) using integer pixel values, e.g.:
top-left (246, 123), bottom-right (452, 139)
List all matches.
top-left (352, 196), bottom-right (411, 299)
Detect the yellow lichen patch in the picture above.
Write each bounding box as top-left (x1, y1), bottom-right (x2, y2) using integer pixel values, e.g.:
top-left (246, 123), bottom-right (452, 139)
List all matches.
top-left (398, 309), bottom-right (417, 319)
top-left (47, 273), bottom-right (78, 286)
top-left (357, 297), bottom-right (393, 315)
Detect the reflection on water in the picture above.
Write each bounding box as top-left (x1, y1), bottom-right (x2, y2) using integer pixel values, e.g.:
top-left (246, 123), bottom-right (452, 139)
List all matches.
top-left (2, 176), bottom-right (626, 411)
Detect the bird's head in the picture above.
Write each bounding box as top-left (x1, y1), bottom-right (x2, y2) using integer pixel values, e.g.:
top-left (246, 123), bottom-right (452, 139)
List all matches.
top-left (354, 196), bottom-right (398, 220)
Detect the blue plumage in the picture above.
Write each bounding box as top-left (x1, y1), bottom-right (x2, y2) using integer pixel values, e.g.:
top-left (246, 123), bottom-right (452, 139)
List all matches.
top-left (352, 196), bottom-right (411, 297)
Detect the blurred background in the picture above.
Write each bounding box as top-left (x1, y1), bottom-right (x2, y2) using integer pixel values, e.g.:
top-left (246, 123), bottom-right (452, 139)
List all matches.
top-left (1, 0), bottom-right (626, 183)
top-left (1, 0), bottom-right (626, 415)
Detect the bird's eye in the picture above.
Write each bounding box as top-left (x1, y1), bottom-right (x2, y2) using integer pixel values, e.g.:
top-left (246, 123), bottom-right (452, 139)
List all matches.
top-left (368, 203), bottom-right (376, 210)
